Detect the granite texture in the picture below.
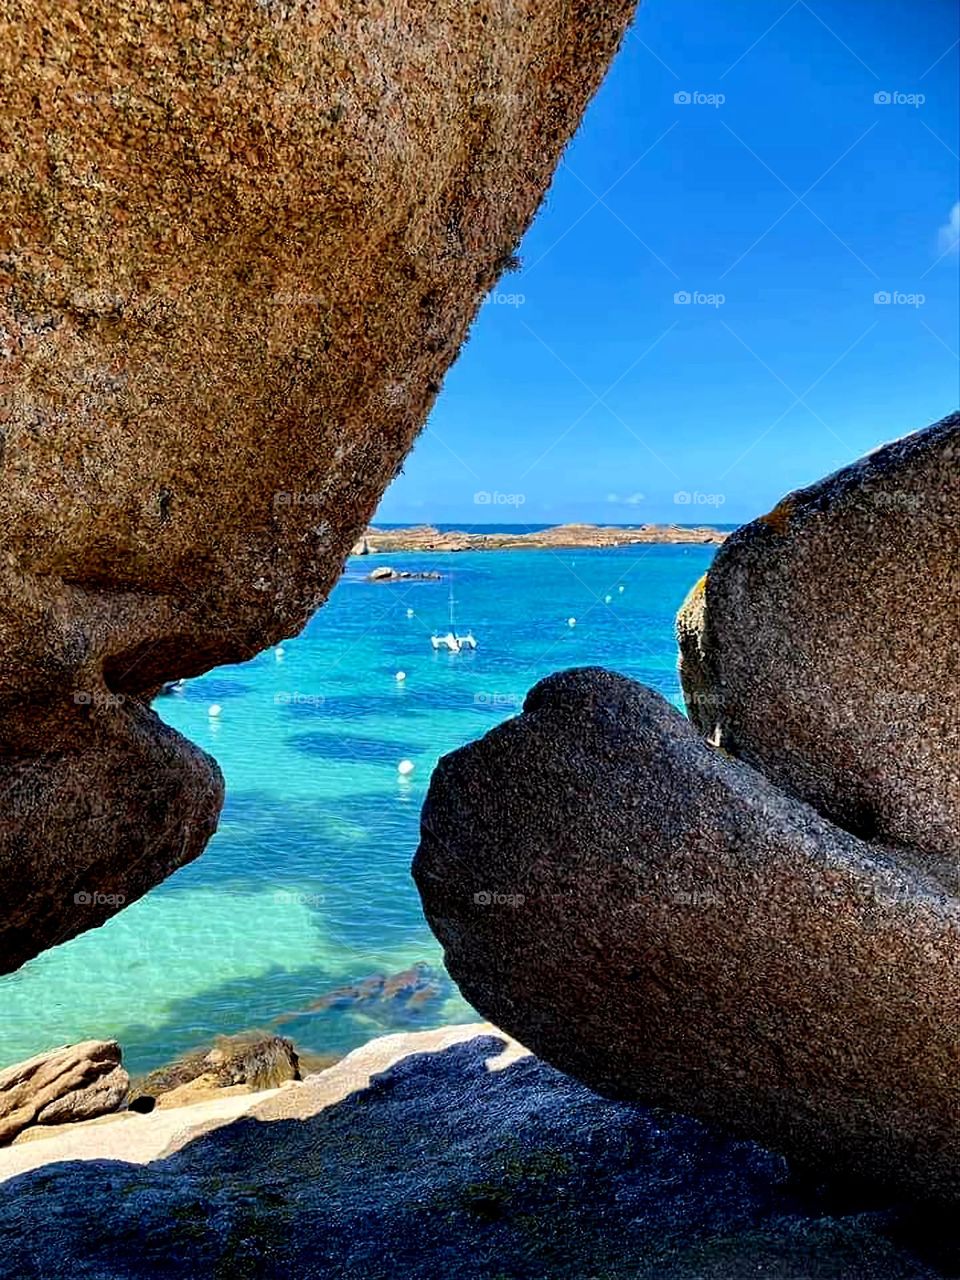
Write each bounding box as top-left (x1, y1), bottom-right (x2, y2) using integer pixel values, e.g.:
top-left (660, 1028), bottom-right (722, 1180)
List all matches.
top-left (0, 1030), bottom-right (952, 1279)
top-left (0, 1040), bottom-right (128, 1143)
top-left (414, 667), bottom-right (960, 1204)
top-left (0, 0), bottom-right (637, 972)
top-left (677, 412), bottom-right (960, 872)
top-left (413, 421), bottom-right (959, 1206)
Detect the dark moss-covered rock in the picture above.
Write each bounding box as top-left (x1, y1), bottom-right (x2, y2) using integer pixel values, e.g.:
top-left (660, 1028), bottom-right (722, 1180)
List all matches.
top-left (130, 1033), bottom-right (300, 1108)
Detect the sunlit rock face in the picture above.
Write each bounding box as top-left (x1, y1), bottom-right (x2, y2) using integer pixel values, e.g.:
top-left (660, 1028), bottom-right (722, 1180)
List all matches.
top-left (0, 0), bottom-right (638, 973)
top-left (0, 1039), bottom-right (128, 1143)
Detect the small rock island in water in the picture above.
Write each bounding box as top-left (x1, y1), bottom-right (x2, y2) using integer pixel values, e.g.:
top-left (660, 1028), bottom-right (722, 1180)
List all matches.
top-left (353, 522), bottom-right (726, 555)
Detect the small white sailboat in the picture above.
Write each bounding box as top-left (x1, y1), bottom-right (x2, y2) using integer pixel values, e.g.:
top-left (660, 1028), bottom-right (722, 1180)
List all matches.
top-left (431, 577), bottom-right (477, 653)
top-left (431, 630), bottom-right (477, 653)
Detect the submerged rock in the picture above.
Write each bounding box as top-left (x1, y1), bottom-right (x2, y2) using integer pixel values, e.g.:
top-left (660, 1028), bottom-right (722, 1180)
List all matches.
top-left (0, 1041), bottom-right (128, 1144)
top-left (0, 0), bottom-right (638, 974)
top-left (678, 412), bottom-right (959, 870)
top-left (0, 1029), bottom-right (950, 1279)
top-left (273, 961), bottom-right (448, 1028)
top-left (414, 668), bottom-right (960, 1203)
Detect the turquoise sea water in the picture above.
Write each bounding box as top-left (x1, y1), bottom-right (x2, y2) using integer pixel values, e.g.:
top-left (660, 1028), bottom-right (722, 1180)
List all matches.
top-left (0, 545), bottom-right (715, 1075)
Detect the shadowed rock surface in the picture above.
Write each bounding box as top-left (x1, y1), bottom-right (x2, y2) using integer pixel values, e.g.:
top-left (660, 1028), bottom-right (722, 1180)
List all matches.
top-left (0, 1040), bottom-right (128, 1143)
top-left (0, 1031), bottom-right (952, 1279)
top-left (413, 668), bottom-right (960, 1203)
top-left (0, 0), bottom-right (638, 973)
top-left (677, 412), bottom-right (960, 870)
top-left (0, 702), bottom-right (222, 974)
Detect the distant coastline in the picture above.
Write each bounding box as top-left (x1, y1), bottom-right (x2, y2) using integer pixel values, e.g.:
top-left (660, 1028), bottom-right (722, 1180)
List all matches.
top-left (352, 523), bottom-right (728, 554)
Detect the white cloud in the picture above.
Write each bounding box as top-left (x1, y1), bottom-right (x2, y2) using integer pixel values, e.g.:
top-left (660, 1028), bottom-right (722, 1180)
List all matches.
top-left (607, 492), bottom-right (646, 506)
top-left (937, 201), bottom-right (959, 255)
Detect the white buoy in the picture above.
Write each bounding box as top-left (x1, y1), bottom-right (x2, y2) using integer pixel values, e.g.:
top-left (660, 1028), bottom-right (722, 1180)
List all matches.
top-left (208, 704), bottom-right (222, 718)
top-left (618, 585), bottom-right (625, 593)
top-left (275, 646), bottom-right (285, 660)
top-left (406, 608), bottom-right (415, 618)
top-left (567, 617), bottom-right (576, 628)
top-left (395, 671), bottom-right (406, 683)
top-left (604, 595), bottom-right (612, 604)
top-left (397, 759), bottom-right (415, 776)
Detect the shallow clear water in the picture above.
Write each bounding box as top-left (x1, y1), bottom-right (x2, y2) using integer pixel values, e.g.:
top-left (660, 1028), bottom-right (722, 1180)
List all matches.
top-left (0, 545), bottom-right (714, 1075)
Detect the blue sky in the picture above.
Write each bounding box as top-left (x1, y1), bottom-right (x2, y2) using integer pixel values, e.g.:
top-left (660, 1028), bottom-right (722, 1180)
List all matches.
top-left (376, 0), bottom-right (959, 526)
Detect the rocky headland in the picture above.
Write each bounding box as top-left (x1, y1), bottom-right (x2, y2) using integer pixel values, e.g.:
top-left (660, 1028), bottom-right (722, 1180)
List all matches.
top-left (353, 522), bottom-right (726, 555)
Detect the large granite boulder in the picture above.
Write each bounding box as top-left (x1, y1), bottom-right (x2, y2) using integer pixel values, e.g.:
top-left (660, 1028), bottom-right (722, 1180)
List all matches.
top-left (0, 1040), bottom-right (128, 1144)
top-left (677, 412), bottom-right (959, 873)
top-left (413, 668), bottom-right (960, 1203)
top-left (0, 1028), bottom-right (951, 1278)
top-left (0, 0), bottom-right (638, 973)
top-left (0, 701), bottom-right (222, 974)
